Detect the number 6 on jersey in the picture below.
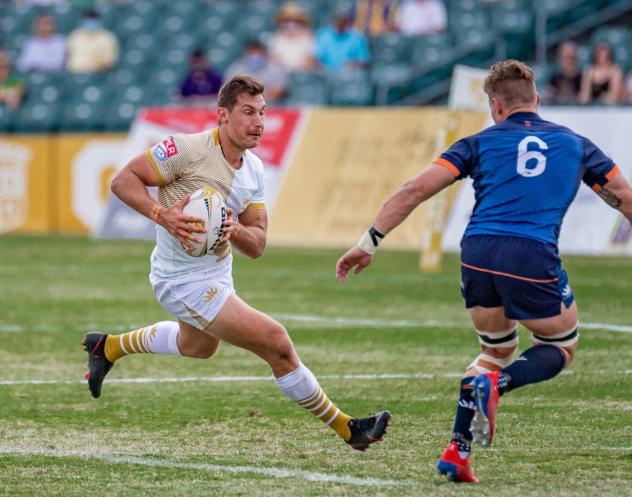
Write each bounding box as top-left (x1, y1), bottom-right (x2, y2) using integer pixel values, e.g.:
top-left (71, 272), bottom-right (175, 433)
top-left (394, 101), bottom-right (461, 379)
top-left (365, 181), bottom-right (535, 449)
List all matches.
top-left (517, 136), bottom-right (548, 178)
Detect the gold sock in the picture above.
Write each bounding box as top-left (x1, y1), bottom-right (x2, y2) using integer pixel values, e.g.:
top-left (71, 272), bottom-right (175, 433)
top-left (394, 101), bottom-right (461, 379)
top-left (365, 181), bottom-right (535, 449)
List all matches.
top-left (297, 388), bottom-right (352, 441)
top-left (104, 326), bottom-right (154, 362)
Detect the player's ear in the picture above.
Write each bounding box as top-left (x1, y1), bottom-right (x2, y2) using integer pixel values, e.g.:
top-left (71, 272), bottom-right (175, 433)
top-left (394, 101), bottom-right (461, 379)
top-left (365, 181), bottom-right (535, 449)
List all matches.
top-left (217, 107), bottom-right (228, 126)
top-left (535, 92), bottom-right (542, 107)
top-left (491, 97), bottom-right (502, 116)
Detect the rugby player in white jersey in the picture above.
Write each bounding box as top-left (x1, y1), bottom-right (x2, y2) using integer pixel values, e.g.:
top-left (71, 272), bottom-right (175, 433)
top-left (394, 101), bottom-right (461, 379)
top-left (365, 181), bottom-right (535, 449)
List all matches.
top-left (82, 75), bottom-right (390, 450)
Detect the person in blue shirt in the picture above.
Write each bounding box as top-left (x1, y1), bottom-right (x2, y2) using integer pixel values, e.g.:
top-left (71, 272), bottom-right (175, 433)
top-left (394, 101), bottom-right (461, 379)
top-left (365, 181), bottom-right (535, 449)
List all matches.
top-left (335, 60), bottom-right (632, 483)
top-left (315, 10), bottom-right (371, 71)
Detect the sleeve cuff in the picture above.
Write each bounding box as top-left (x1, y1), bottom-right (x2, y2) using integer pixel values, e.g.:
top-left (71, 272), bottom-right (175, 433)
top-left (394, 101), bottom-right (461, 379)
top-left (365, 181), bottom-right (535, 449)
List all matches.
top-left (145, 149), bottom-right (167, 186)
top-left (433, 157), bottom-right (460, 177)
top-left (606, 164), bottom-right (620, 181)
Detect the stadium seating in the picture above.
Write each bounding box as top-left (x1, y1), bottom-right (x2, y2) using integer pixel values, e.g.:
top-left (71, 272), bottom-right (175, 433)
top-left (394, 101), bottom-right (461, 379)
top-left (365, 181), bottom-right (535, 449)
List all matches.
top-left (285, 71), bottom-right (329, 105)
top-left (1, 0), bottom-right (631, 132)
top-left (328, 69), bottom-right (373, 106)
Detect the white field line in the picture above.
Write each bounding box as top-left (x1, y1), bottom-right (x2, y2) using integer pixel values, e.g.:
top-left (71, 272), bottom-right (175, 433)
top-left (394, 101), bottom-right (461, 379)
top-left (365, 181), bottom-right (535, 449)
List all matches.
top-left (2, 313), bottom-right (632, 333)
top-left (0, 372), bottom-right (465, 386)
top-left (272, 313), bottom-right (463, 329)
top-left (273, 314), bottom-right (632, 334)
top-left (7, 368), bottom-right (632, 387)
top-left (0, 446), bottom-right (401, 487)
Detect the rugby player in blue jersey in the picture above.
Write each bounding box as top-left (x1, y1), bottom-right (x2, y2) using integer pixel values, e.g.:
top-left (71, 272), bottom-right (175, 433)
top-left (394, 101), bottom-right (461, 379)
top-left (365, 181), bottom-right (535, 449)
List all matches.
top-left (336, 60), bottom-right (632, 483)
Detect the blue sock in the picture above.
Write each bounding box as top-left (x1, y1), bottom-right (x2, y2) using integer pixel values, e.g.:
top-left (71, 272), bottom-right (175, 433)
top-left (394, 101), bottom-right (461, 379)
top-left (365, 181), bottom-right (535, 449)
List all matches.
top-left (450, 377), bottom-right (475, 451)
top-left (499, 344), bottom-right (566, 394)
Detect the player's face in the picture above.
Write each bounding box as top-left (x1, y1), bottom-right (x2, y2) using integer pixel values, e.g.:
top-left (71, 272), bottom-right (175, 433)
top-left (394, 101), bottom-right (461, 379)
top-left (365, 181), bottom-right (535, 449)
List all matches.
top-left (224, 93), bottom-right (266, 150)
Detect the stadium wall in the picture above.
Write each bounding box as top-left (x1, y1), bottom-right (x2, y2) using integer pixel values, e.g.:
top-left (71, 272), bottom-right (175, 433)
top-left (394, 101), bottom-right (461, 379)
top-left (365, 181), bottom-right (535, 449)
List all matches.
top-left (0, 133), bottom-right (126, 235)
top-left (1, 106), bottom-right (631, 255)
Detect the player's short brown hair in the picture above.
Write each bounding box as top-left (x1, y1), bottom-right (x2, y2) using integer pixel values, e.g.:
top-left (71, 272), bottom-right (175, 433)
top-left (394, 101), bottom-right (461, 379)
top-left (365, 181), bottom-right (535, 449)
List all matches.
top-left (483, 60), bottom-right (537, 107)
top-left (218, 75), bottom-right (265, 111)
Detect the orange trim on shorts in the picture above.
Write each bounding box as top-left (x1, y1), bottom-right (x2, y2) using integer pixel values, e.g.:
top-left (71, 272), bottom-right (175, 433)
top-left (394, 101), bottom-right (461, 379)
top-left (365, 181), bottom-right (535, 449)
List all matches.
top-left (606, 165), bottom-right (620, 181)
top-left (433, 157), bottom-right (460, 177)
top-left (461, 262), bottom-right (560, 283)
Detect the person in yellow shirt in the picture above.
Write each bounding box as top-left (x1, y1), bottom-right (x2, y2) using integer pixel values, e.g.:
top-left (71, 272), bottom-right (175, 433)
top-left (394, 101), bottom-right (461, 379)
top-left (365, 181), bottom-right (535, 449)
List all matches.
top-left (66, 9), bottom-right (119, 74)
top-left (0, 50), bottom-right (24, 109)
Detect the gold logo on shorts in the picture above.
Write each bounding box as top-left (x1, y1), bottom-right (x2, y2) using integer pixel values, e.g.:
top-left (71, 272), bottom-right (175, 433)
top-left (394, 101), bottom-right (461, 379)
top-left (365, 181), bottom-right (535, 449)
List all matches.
top-left (204, 288), bottom-right (218, 303)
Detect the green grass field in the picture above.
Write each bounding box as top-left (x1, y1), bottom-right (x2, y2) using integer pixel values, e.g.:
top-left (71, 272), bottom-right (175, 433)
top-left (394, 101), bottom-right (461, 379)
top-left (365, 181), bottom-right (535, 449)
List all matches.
top-left (1, 235), bottom-right (631, 497)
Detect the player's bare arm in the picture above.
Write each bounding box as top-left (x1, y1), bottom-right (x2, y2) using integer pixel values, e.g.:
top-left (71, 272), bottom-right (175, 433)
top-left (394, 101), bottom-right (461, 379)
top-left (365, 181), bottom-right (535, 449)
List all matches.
top-left (110, 153), bottom-right (206, 249)
top-left (595, 172), bottom-right (632, 222)
top-left (336, 164), bottom-right (455, 281)
top-left (221, 205), bottom-right (267, 259)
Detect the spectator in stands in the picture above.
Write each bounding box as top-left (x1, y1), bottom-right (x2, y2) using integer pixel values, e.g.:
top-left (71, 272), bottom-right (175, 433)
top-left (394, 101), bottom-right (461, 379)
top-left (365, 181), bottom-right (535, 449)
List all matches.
top-left (0, 50), bottom-right (24, 109)
top-left (178, 50), bottom-right (223, 103)
top-left (17, 15), bottom-right (66, 73)
top-left (579, 42), bottom-right (624, 105)
top-left (545, 41), bottom-right (582, 104)
top-left (19, 0), bottom-right (68, 5)
top-left (350, 0), bottom-right (399, 36)
top-left (316, 10), bottom-right (370, 71)
top-left (225, 41), bottom-right (288, 103)
top-left (396, 0), bottom-right (447, 36)
top-left (66, 9), bottom-right (119, 74)
top-left (269, 2), bottom-right (317, 72)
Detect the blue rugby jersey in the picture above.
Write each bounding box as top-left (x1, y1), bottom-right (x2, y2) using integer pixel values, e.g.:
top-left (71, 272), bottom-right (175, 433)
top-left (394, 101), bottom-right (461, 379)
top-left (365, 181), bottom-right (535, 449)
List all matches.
top-left (434, 112), bottom-right (619, 245)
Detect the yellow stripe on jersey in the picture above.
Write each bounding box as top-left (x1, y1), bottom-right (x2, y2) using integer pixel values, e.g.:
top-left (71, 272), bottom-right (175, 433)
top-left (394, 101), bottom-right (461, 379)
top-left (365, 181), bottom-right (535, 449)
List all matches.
top-left (249, 202), bottom-right (266, 210)
top-left (145, 149), bottom-right (167, 186)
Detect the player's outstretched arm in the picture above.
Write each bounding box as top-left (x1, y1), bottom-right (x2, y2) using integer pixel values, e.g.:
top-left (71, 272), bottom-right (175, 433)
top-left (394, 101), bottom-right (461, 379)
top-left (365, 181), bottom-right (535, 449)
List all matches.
top-left (110, 153), bottom-right (206, 249)
top-left (336, 164), bottom-right (455, 281)
top-left (596, 172), bottom-right (632, 223)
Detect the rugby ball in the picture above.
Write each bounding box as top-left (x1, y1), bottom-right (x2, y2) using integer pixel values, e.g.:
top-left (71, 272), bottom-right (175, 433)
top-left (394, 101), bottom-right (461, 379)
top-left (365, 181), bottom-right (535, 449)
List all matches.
top-left (181, 187), bottom-right (227, 257)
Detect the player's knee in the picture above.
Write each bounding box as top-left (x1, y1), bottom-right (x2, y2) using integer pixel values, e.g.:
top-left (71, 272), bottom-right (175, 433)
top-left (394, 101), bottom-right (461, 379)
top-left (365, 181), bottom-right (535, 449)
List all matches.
top-left (266, 324), bottom-right (299, 370)
top-left (477, 325), bottom-right (519, 351)
top-left (468, 325), bottom-right (519, 373)
top-left (561, 344), bottom-right (577, 365)
top-left (532, 323), bottom-right (579, 366)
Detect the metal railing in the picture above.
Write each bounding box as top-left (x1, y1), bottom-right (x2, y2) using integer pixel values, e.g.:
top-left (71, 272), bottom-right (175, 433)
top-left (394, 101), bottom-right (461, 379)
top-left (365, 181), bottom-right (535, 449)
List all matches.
top-left (379, 0), bottom-right (632, 106)
top-left (535, 0), bottom-right (632, 65)
top-left (375, 35), bottom-right (502, 106)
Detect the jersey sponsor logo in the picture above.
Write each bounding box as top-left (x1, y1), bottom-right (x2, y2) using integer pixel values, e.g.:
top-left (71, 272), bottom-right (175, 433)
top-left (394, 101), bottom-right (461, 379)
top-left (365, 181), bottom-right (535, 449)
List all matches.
top-left (163, 136), bottom-right (178, 158)
top-left (152, 144), bottom-right (168, 163)
top-left (458, 399), bottom-right (476, 410)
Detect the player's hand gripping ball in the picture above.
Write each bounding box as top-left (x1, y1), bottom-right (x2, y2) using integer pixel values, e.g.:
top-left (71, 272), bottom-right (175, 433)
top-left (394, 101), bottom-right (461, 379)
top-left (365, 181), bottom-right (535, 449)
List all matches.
top-left (181, 187), bottom-right (227, 257)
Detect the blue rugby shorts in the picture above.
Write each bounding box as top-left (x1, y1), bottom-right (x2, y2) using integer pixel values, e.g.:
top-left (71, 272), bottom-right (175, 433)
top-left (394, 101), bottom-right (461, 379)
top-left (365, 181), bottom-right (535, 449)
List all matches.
top-left (460, 234), bottom-right (574, 320)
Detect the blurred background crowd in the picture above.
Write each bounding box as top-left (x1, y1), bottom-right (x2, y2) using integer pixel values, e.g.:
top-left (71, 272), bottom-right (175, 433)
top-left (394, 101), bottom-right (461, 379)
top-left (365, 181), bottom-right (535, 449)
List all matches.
top-left (1, 0), bottom-right (632, 132)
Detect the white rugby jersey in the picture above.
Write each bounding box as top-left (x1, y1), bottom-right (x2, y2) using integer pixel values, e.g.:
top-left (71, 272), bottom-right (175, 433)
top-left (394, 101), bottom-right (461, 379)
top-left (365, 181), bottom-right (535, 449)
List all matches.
top-left (145, 128), bottom-right (266, 278)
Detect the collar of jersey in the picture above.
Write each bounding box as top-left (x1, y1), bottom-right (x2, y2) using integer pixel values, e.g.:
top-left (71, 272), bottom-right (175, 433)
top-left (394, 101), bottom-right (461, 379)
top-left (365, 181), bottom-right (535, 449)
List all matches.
top-left (507, 111), bottom-right (540, 121)
top-left (211, 127), bottom-right (244, 169)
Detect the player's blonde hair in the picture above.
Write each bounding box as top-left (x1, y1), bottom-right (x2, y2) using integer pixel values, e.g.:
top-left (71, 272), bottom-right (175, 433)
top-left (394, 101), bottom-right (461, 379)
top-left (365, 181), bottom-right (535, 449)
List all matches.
top-left (483, 60), bottom-right (537, 107)
top-left (218, 75), bottom-right (265, 111)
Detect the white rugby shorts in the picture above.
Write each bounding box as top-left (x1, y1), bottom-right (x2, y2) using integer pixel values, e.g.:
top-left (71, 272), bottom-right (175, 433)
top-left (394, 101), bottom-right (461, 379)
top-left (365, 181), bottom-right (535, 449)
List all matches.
top-left (150, 259), bottom-right (235, 330)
